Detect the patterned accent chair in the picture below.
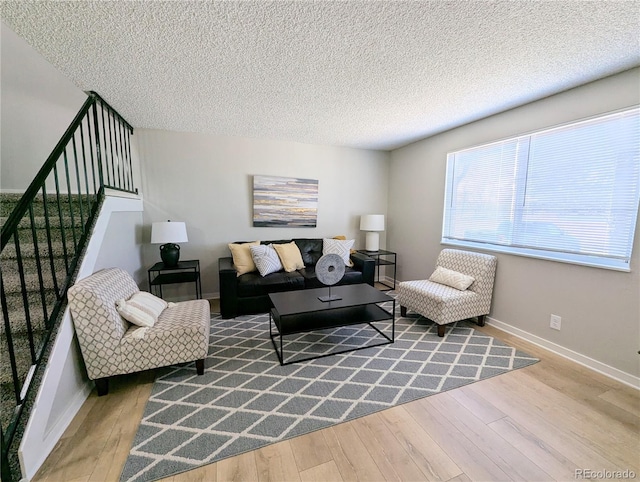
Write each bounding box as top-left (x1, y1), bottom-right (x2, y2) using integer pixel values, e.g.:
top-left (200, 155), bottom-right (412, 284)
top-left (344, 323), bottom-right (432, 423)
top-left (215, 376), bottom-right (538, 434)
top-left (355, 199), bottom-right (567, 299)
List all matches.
top-left (397, 249), bottom-right (497, 337)
top-left (68, 267), bottom-right (210, 395)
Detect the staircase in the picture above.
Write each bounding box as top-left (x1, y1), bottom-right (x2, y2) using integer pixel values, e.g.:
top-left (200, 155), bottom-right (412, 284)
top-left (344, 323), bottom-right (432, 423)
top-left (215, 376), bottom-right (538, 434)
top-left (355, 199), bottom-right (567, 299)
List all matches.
top-left (1, 92), bottom-right (136, 482)
top-left (1, 193), bottom-right (89, 430)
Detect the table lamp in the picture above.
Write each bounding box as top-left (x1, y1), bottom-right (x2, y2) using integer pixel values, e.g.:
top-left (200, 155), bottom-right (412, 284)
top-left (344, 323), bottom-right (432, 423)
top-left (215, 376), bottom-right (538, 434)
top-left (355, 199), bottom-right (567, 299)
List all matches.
top-left (360, 214), bottom-right (385, 251)
top-left (151, 221), bottom-right (188, 267)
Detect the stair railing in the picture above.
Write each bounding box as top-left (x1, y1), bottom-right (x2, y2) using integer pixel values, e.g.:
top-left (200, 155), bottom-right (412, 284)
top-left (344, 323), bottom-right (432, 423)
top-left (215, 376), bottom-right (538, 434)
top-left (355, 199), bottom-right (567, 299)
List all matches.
top-left (0, 91), bottom-right (137, 482)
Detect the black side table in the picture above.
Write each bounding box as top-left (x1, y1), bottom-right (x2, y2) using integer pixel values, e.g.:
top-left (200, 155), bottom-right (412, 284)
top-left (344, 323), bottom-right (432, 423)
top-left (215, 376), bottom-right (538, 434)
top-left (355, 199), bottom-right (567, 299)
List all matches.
top-left (356, 249), bottom-right (397, 290)
top-left (148, 260), bottom-right (202, 300)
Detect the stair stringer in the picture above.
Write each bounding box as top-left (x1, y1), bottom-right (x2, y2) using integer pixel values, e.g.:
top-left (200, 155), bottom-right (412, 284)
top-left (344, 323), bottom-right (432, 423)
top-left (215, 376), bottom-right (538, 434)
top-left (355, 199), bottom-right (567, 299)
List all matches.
top-left (18, 193), bottom-right (144, 481)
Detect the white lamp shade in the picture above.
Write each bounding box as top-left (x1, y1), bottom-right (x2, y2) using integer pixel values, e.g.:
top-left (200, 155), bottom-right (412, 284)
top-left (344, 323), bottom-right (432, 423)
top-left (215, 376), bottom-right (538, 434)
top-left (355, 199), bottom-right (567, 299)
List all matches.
top-left (360, 214), bottom-right (385, 231)
top-left (151, 221), bottom-right (188, 244)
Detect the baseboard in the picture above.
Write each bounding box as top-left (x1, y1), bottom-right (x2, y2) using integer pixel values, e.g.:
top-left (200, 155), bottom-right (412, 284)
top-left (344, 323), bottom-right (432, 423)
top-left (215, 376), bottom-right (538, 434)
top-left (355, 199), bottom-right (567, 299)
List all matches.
top-left (380, 276), bottom-right (397, 290)
top-left (487, 316), bottom-right (640, 390)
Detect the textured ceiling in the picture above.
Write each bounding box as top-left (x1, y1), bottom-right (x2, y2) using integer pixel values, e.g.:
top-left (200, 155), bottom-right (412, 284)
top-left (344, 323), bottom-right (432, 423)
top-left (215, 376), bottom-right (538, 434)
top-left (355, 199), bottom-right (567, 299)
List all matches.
top-left (1, 1), bottom-right (639, 151)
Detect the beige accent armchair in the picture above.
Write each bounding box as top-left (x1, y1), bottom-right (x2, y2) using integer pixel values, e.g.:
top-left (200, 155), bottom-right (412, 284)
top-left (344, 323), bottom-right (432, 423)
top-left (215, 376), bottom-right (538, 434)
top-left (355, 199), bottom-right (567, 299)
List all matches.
top-left (397, 249), bottom-right (497, 337)
top-left (68, 267), bottom-right (210, 395)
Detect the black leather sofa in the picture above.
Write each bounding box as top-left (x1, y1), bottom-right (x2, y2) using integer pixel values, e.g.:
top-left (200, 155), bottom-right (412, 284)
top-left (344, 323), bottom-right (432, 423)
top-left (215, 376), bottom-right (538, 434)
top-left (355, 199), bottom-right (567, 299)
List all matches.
top-left (219, 238), bottom-right (375, 319)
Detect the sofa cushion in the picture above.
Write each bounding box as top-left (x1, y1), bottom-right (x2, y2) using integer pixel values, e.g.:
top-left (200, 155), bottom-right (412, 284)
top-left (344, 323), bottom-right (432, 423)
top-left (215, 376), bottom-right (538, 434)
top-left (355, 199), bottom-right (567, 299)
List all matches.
top-left (237, 270), bottom-right (305, 298)
top-left (293, 238), bottom-right (324, 266)
top-left (298, 266), bottom-right (364, 289)
top-left (120, 299), bottom-right (211, 373)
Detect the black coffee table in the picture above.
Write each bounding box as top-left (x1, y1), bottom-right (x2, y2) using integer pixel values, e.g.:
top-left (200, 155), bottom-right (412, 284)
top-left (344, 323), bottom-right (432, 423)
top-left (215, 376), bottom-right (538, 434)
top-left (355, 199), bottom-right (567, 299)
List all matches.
top-left (269, 284), bottom-right (395, 365)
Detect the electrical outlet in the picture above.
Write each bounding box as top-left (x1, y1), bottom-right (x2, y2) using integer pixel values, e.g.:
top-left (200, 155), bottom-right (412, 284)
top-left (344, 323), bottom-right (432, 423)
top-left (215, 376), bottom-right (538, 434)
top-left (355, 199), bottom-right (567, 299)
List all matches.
top-left (550, 314), bottom-right (562, 331)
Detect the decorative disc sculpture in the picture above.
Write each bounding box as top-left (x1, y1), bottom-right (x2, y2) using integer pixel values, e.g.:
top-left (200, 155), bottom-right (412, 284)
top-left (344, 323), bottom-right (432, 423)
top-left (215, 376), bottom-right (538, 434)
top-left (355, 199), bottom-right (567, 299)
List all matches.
top-left (315, 253), bottom-right (345, 302)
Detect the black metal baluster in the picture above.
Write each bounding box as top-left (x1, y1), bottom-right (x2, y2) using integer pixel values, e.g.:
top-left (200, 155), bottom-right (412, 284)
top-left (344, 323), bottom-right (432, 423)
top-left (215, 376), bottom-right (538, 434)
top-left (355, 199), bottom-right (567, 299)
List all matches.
top-left (28, 202), bottom-right (49, 331)
top-left (100, 102), bottom-right (112, 186)
top-left (91, 102), bottom-right (104, 191)
top-left (106, 106), bottom-right (116, 188)
top-left (71, 132), bottom-right (85, 230)
top-left (79, 120), bottom-right (92, 215)
top-left (62, 150), bottom-right (78, 255)
top-left (112, 113), bottom-right (123, 189)
top-left (125, 126), bottom-right (134, 192)
top-left (86, 115), bottom-right (97, 199)
top-left (111, 111), bottom-right (122, 189)
top-left (41, 185), bottom-right (60, 300)
top-left (1, 406), bottom-right (16, 482)
top-left (13, 231), bottom-right (36, 366)
top-left (53, 163), bottom-right (70, 275)
top-left (1, 268), bottom-right (21, 405)
top-left (116, 117), bottom-right (127, 190)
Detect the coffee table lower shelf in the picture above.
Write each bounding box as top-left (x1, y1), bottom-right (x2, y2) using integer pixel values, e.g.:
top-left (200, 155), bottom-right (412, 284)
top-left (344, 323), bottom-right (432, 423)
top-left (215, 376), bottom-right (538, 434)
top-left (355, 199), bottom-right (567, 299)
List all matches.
top-left (269, 303), bottom-right (395, 365)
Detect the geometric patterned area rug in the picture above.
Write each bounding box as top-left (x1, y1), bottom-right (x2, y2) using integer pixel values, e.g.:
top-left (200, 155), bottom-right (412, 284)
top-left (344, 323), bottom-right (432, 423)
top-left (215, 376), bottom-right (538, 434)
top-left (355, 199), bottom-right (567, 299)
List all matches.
top-left (120, 300), bottom-right (538, 482)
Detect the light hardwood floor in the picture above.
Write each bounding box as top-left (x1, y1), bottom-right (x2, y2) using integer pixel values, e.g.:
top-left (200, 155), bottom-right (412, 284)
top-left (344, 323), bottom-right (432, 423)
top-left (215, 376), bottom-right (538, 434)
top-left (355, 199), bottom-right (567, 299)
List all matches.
top-left (33, 301), bottom-right (639, 482)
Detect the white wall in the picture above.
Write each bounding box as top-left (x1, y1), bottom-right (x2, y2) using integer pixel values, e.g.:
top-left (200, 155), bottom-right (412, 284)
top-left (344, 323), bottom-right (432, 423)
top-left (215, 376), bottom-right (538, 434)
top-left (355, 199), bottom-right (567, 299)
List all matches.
top-left (388, 68), bottom-right (640, 384)
top-left (0, 22), bottom-right (87, 190)
top-left (93, 209), bottom-right (146, 284)
top-left (135, 130), bottom-right (390, 299)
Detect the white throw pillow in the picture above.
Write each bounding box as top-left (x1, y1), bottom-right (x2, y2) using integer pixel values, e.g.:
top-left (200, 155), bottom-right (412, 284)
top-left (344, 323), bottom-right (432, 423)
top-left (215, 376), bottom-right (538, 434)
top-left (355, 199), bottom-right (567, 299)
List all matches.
top-left (323, 238), bottom-right (354, 267)
top-left (250, 244), bottom-right (284, 276)
top-left (429, 266), bottom-right (475, 291)
top-left (116, 291), bottom-right (168, 327)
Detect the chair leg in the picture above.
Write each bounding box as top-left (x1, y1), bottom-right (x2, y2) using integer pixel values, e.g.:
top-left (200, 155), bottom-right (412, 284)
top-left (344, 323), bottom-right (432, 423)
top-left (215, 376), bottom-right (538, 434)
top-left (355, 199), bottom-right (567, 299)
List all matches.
top-left (95, 377), bottom-right (109, 396)
top-left (437, 325), bottom-right (445, 337)
top-left (196, 359), bottom-right (205, 375)
top-left (400, 306), bottom-right (407, 317)
top-left (476, 315), bottom-right (486, 327)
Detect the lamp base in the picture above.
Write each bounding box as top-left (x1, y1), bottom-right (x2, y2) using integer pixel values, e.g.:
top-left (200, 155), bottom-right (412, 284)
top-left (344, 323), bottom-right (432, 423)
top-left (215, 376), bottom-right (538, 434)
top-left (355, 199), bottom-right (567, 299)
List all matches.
top-left (160, 243), bottom-right (181, 267)
top-left (364, 232), bottom-right (380, 252)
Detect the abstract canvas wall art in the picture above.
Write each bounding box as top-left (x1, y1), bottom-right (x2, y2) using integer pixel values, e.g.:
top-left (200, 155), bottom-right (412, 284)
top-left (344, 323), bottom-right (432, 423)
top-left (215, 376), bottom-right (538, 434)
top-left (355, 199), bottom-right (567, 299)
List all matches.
top-left (253, 175), bottom-right (318, 227)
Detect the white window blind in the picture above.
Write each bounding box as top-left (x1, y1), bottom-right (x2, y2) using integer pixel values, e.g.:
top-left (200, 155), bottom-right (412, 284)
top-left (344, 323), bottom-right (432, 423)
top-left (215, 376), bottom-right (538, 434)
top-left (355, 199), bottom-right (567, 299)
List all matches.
top-left (442, 107), bottom-right (640, 271)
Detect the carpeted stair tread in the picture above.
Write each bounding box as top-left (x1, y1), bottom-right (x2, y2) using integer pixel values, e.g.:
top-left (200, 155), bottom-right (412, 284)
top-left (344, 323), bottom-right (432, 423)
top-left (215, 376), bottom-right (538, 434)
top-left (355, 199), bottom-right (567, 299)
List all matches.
top-left (1, 256), bottom-right (68, 279)
top-left (1, 192), bottom-right (93, 206)
top-left (2, 303), bottom-right (55, 337)
top-left (1, 293), bottom-right (59, 337)
top-left (2, 269), bottom-right (59, 295)
top-left (2, 253), bottom-right (68, 276)
top-left (1, 382), bottom-right (17, 437)
top-left (3, 290), bottom-right (58, 309)
top-left (0, 330), bottom-right (45, 385)
top-left (0, 192), bottom-right (93, 203)
top-left (1, 214), bottom-right (79, 230)
top-left (1, 195), bottom-right (94, 222)
top-left (0, 222), bottom-right (84, 247)
top-left (1, 239), bottom-right (78, 260)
